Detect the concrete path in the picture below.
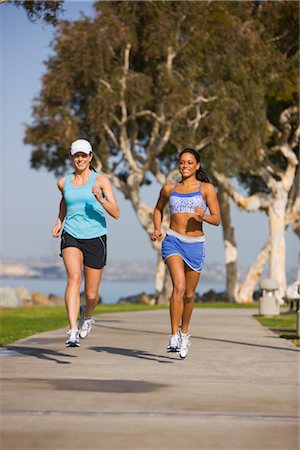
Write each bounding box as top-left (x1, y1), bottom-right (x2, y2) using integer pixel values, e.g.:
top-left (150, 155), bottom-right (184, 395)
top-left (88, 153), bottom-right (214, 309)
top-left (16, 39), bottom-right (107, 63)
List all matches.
top-left (1, 308), bottom-right (299, 450)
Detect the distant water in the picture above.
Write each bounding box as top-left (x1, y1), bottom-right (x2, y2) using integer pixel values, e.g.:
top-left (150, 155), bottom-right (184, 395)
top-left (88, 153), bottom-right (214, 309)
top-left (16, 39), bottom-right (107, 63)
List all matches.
top-left (0, 277), bottom-right (225, 304)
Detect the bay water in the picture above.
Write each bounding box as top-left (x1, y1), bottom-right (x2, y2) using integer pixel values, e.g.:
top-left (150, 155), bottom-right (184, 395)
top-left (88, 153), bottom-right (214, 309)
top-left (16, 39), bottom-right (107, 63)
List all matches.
top-left (0, 277), bottom-right (224, 304)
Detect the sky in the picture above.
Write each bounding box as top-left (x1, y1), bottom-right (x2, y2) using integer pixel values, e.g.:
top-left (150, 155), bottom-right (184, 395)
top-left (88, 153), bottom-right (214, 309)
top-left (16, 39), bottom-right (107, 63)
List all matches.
top-left (0, 1), bottom-right (298, 273)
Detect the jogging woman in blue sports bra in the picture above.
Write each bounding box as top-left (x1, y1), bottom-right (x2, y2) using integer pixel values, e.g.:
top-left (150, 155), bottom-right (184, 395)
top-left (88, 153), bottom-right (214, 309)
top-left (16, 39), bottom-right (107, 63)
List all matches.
top-left (151, 148), bottom-right (220, 358)
top-left (52, 139), bottom-right (120, 347)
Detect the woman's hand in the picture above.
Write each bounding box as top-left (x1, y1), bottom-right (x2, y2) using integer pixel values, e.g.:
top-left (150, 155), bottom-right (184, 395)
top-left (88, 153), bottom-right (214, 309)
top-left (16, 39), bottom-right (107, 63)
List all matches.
top-left (151, 229), bottom-right (162, 241)
top-left (92, 185), bottom-right (104, 203)
top-left (52, 221), bottom-right (61, 238)
top-left (194, 205), bottom-right (205, 220)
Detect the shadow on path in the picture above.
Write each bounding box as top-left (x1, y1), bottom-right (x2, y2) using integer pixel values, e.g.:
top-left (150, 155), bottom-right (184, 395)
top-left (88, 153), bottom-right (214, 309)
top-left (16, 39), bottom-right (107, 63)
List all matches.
top-left (2, 346), bottom-right (76, 364)
top-left (192, 335), bottom-right (300, 352)
top-left (1, 378), bottom-right (166, 393)
top-left (94, 323), bottom-right (299, 352)
top-left (90, 346), bottom-right (175, 364)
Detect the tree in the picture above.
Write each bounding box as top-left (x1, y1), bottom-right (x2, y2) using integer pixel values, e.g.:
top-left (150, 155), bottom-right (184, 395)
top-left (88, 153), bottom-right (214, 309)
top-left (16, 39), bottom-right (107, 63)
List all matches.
top-left (212, 1), bottom-right (299, 302)
top-left (218, 186), bottom-right (238, 302)
top-left (214, 105), bottom-right (299, 302)
top-left (24, 1), bottom-right (297, 302)
top-left (0, 0), bottom-right (63, 25)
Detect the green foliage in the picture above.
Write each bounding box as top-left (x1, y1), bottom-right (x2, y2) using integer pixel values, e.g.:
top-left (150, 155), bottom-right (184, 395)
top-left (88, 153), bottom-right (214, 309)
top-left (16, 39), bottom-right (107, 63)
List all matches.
top-left (23, 1), bottom-right (299, 308)
top-left (24, 1), bottom-right (298, 181)
top-left (12, 0), bottom-right (63, 25)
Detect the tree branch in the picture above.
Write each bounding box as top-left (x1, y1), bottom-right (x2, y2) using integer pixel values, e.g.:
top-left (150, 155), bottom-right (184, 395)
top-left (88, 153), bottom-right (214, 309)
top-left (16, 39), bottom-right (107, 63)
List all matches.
top-left (187, 104), bottom-right (209, 130)
top-left (237, 237), bottom-right (271, 303)
top-left (194, 136), bottom-right (213, 151)
top-left (103, 123), bottom-right (120, 149)
top-left (279, 106), bottom-right (298, 141)
top-left (99, 78), bottom-right (113, 92)
top-left (173, 94), bottom-right (216, 120)
top-left (166, 46), bottom-right (176, 74)
top-left (212, 169), bottom-right (270, 211)
top-left (256, 165), bottom-right (279, 192)
top-left (135, 110), bottom-right (164, 123)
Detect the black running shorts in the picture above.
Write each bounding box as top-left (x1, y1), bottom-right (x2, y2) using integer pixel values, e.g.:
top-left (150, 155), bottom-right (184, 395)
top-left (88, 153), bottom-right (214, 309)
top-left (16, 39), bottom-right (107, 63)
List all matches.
top-left (60, 230), bottom-right (107, 269)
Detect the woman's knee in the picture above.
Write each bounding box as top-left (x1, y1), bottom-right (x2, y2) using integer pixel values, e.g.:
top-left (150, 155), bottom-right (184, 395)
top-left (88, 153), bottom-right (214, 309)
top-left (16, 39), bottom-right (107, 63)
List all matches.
top-left (184, 293), bottom-right (195, 304)
top-left (172, 282), bottom-right (186, 297)
top-left (85, 289), bottom-right (99, 303)
top-left (67, 272), bottom-right (82, 285)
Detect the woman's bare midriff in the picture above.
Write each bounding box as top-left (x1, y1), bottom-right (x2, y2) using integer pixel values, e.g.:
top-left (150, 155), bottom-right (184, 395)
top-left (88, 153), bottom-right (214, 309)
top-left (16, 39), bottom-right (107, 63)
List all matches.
top-left (170, 213), bottom-right (204, 237)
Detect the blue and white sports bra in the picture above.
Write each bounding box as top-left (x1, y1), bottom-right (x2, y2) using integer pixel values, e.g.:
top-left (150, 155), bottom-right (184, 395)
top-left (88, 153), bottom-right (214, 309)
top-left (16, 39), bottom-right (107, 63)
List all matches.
top-left (169, 183), bottom-right (207, 215)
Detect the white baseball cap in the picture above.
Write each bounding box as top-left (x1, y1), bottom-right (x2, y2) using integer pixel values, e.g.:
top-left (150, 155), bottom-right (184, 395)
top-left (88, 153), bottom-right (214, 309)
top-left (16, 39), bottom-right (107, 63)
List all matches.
top-left (70, 139), bottom-right (92, 155)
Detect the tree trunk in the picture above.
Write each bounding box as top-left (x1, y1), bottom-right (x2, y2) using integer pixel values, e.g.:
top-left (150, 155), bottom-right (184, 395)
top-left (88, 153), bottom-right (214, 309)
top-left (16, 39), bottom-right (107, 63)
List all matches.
top-left (237, 238), bottom-right (271, 303)
top-left (156, 270), bottom-right (172, 305)
top-left (155, 255), bottom-right (166, 304)
top-left (269, 194), bottom-right (288, 301)
top-left (218, 186), bottom-right (238, 302)
top-left (154, 254), bottom-right (172, 304)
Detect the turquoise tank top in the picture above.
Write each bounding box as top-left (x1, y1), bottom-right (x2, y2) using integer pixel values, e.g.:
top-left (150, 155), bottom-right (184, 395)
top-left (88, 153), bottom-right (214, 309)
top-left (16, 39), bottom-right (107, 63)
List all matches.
top-left (63, 171), bottom-right (107, 239)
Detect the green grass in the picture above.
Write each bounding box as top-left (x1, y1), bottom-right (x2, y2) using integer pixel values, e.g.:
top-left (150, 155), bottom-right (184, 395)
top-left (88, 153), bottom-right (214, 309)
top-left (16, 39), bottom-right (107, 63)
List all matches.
top-left (0, 301), bottom-right (258, 347)
top-left (194, 301), bottom-right (259, 309)
top-left (255, 312), bottom-right (299, 347)
top-left (0, 304), bottom-right (166, 347)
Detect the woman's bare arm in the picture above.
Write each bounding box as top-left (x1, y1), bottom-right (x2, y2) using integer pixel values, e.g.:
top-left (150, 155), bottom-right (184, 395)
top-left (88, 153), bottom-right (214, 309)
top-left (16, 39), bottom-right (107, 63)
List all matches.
top-left (93, 174), bottom-right (120, 219)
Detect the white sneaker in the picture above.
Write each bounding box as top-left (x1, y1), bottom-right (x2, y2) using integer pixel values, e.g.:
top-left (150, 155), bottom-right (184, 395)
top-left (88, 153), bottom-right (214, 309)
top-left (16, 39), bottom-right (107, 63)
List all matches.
top-left (78, 305), bottom-right (95, 339)
top-left (65, 329), bottom-right (80, 347)
top-left (178, 332), bottom-right (191, 359)
top-left (167, 333), bottom-right (181, 352)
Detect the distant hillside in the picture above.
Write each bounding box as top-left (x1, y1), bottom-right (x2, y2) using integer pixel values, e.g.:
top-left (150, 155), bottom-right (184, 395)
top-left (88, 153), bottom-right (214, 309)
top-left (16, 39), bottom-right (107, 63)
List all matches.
top-left (0, 256), bottom-right (297, 285)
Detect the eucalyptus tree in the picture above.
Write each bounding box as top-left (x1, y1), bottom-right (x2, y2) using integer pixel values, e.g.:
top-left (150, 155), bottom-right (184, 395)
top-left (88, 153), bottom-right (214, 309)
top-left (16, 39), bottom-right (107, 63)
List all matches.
top-left (212, 1), bottom-right (299, 302)
top-left (213, 106), bottom-right (299, 302)
top-left (0, 0), bottom-right (63, 24)
top-left (24, 1), bottom-right (293, 302)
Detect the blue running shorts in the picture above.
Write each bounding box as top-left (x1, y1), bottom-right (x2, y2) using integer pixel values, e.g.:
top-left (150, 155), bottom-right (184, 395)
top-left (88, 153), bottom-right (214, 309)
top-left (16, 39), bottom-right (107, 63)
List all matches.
top-left (162, 229), bottom-right (205, 273)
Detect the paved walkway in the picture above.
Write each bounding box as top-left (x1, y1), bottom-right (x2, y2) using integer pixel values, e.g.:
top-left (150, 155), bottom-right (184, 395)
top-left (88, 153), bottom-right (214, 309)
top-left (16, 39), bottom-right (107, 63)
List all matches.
top-left (1, 308), bottom-right (299, 450)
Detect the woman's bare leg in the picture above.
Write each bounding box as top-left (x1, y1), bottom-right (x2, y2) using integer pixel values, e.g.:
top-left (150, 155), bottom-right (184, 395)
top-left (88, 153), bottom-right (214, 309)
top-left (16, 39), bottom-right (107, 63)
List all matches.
top-left (62, 247), bottom-right (83, 329)
top-left (166, 255), bottom-right (186, 334)
top-left (83, 265), bottom-right (104, 317)
top-left (181, 267), bottom-right (200, 334)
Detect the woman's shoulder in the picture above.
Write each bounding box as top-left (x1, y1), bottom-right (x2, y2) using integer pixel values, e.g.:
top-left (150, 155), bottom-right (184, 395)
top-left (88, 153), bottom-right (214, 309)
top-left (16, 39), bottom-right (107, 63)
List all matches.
top-left (201, 181), bottom-right (215, 189)
top-left (58, 172), bottom-right (75, 189)
top-left (201, 181), bottom-right (216, 195)
top-left (94, 171), bottom-right (111, 186)
top-left (161, 183), bottom-right (176, 198)
top-left (162, 183), bottom-right (176, 192)
top-left (57, 175), bottom-right (67, 191)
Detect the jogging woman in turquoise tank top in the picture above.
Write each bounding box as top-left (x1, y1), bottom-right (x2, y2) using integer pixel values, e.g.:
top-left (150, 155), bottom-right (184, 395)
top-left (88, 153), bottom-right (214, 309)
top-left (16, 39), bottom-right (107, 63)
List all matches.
top-left (52, 139), bottom-right (120, 347)
top-left (152, 149), bottom-right (220, 358)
